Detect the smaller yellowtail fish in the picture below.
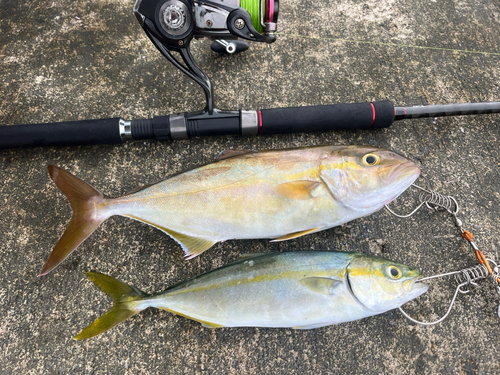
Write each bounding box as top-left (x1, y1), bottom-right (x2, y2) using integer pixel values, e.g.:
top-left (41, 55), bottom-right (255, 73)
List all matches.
top-left (74, 251), bottom-right (428, 340)
top-left (41, 146), bottom-right (419, 275)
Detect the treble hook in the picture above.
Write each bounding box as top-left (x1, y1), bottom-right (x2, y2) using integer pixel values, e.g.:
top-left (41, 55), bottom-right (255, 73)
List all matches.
top-left (399, 261), bottom-right (500, 325)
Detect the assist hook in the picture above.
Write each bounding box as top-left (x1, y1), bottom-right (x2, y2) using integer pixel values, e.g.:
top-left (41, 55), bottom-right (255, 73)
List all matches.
top-left (385, 184), bottom-right (459, 220)
top-left (399, 260), bottom-right (500, 325)
top-left (386, 183), bottom-right (500, 323)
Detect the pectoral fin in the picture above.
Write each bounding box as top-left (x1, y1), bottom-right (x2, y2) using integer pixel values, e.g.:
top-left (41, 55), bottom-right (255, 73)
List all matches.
top-left (274, 181), bottom-right (321, 200)
top-left (299, 277), bottom-right (343, 295)
top-left (270, 227), bottom-right (322, 242)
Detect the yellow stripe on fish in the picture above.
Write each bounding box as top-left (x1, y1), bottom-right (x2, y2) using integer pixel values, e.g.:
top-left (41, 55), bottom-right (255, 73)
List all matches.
top-left (73, 252), bottom-right (429, 340)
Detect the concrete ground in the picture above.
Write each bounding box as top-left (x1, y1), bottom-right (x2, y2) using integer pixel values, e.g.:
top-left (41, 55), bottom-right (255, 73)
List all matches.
top-left (1, 0), bottom-right (500, 373)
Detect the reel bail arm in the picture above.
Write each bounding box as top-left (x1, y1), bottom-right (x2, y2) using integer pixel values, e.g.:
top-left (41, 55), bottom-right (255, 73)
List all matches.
top-left (134, 0), bottom-right (277, 115)
top-left (2, 2), bottom-right (500, 148)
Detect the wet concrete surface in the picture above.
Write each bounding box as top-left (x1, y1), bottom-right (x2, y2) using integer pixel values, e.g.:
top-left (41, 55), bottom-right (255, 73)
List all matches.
top-left (1, 0), bottom-right (500, 373)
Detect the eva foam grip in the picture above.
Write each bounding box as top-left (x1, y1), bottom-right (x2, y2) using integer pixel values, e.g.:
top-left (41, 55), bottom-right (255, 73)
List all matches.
top-left (260, 100), bottom-right (394, 134)
top-left (0, 118), bottom-right (122, 149)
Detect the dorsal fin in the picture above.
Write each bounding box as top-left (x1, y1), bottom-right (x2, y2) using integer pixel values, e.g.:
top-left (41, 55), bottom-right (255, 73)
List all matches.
top-left (216, 150), bottom-right (254, 160)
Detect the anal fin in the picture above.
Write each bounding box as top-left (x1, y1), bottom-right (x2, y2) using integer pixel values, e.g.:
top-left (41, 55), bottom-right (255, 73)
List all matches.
top-left (271, 227), bottom-right (322, 242)
top-left (293, 322), bottom-right (333, 330)
top-left (160, 308), bottom-right (224, 328)
top-left (166, 229), bottom-right (216, 260)
top-left (200, 321), bottom-right (224, 328)
top-left (123, 215), bottom-right (216, 259)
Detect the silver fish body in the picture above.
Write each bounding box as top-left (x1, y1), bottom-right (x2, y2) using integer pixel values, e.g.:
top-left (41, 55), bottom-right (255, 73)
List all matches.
top-left (75, 251), bottom-right (429, 339)
top-left (42, 146), bottom-right (420, 275)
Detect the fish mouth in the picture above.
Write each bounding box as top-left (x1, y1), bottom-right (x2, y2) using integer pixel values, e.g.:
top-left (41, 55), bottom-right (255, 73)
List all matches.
top-left (409, 277), bottom-right (429, 294)
top-left (378, 162), bottom-right (420, 204)
top-left (381, 161), bottom-right (420, 184)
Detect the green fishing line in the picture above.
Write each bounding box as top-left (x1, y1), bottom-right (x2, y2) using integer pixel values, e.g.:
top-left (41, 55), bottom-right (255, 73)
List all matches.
top-left (278, 33), bottom-right (500, 56)
top-left (240, 0), bottom-right (263, 33)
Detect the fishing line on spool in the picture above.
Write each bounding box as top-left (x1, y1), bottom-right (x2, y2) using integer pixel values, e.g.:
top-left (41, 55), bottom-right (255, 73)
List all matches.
top-left (385, 184), bottom-right (500, 324)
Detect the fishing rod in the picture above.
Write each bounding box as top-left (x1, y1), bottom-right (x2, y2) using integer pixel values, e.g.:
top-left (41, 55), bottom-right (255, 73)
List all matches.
top-left (1, 0), bottom-right (499, 149)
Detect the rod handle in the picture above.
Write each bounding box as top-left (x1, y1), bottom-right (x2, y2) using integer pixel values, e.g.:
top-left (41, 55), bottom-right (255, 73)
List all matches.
top-left (259, 101), bottom-right (395, 134)
top-left (0, 118), bottom-right (123, 149)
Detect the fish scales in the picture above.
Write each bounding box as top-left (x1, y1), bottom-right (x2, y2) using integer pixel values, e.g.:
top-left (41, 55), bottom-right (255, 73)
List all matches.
top-left (41, 145), bottom-right (420, 275)
top-left (150, 252), bottom-right (356, 327)
top-left (117, 149), bottom-right (339, 238)
top-left (74, 251), bottom-right (429, 339)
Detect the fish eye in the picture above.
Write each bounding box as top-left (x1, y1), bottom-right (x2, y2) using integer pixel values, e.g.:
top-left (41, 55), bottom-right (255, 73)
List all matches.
top-left (387, 265), bottom-right (402, 279)
top-left (361, 153), bottom-right (380, 166)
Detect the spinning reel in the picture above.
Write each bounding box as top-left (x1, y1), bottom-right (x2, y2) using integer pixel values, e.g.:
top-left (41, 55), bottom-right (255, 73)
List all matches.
top-left (134, 0), bottom-right (279, 114)
top-left (2, 2), bottom-right (500, 148)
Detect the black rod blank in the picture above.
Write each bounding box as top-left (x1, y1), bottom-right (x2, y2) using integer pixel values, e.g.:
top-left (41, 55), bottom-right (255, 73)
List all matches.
top-left (394, 102), bottom-right (500, 120)
top-left (1, 101), bottom-right (499, 149)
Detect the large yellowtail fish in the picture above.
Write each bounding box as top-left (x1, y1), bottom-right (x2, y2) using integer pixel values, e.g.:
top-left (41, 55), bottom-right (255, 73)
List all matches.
top-left (41, 146), bottom-right (420, 275)
top-left (74, 251), bottom-right (428, 339)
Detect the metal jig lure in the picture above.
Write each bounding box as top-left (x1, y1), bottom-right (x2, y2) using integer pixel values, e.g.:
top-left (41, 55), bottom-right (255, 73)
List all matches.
top-left (385, 184), bottom-right (500, 324)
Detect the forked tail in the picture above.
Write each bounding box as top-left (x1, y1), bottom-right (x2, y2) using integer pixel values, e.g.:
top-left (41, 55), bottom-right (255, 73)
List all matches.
top-left (40, 166), bottom-right (111, 276)
top-left (74, 272), bottom-right (147, 340)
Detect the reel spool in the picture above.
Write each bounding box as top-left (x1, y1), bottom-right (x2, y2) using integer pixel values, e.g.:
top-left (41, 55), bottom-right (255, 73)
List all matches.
top-left (2, 2), bottom-right (500, 148)
top-left (134, 0), bottom-right (279, 113)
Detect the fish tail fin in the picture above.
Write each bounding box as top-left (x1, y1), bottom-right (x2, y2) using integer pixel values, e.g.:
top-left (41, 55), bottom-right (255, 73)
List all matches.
top-left (74, 272), bottom-right (148, 340)
top-left (40, 166), bottom-right (110, 276)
